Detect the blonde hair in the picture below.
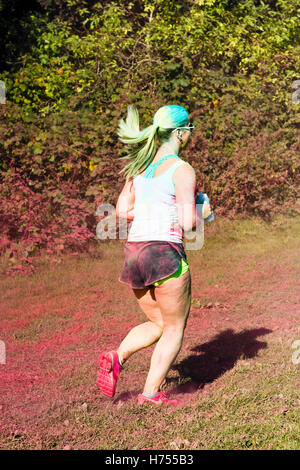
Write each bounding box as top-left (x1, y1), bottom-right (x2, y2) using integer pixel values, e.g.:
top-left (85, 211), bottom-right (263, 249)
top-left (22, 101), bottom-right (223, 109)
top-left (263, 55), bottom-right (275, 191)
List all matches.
top-left (118, 105), bottom-right (189, 181)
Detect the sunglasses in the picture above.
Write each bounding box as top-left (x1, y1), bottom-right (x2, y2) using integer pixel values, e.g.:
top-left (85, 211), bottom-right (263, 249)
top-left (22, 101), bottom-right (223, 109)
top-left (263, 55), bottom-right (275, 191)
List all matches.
top-left (172, 122), bottom-right (194, 134)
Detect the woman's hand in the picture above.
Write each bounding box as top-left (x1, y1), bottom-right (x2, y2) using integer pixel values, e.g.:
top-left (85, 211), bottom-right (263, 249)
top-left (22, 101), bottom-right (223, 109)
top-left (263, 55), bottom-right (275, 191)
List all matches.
top-left (195, 192), bottom-right (214, 222)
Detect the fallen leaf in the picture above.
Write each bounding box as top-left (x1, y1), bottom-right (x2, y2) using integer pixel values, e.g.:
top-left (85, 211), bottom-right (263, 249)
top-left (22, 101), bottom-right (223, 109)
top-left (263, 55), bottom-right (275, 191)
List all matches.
top-left (81, 402), bottom-right (88, 412)
top-left (169, 438), bottom-right (191, 450)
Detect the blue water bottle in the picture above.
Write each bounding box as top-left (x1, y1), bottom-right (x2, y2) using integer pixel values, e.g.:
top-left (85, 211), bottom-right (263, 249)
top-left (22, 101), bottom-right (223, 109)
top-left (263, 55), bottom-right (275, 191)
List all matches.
top-left (195, 192), bottom-right (215, 222)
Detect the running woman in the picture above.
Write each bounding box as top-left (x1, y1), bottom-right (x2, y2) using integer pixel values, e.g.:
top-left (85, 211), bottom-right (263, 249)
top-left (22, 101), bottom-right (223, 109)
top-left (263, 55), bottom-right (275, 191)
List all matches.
top-left (97, 105), bottom-right (197, 405)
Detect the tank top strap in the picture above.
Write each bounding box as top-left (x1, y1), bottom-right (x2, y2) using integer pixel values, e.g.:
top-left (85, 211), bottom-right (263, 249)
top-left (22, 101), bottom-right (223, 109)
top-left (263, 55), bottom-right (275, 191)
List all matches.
top-left (144, 154), bottom-right (180, 179)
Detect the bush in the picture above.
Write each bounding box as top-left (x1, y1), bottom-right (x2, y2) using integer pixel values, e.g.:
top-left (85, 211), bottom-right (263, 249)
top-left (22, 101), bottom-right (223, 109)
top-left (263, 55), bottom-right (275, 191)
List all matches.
top-left (0, 0), bottom-right (299, 267)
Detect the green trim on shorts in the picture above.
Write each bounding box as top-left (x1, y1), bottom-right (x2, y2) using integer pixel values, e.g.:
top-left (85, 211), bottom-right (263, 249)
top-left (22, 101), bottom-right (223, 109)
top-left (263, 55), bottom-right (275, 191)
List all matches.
top-left (153, 257), bottom-right (189, 286)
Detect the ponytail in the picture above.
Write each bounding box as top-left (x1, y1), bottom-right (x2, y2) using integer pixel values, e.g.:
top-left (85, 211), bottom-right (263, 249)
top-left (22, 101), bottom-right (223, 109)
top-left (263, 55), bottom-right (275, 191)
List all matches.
top-left (118, 106), bottom-right (158, 181)
top-left (117, 104), bottom-right (189, 181)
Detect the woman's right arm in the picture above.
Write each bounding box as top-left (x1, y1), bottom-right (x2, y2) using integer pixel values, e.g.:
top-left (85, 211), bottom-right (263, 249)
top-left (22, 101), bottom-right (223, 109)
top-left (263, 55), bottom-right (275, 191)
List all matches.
top-left (173, 163), bottom-right (197, 232)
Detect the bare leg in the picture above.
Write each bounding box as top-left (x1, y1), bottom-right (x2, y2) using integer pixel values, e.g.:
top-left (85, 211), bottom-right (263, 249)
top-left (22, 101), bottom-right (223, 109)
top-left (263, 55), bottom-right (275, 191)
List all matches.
top-left (117, 287), bottom-right (163, 365)
top-left (117, 321), bottom-right (162, 364)
top-left (143, 270), bottom-right (191, 395)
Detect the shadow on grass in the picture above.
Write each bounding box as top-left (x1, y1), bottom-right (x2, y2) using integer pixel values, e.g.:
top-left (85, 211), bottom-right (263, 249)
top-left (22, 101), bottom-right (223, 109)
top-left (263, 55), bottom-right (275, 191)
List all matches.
top-left (112, 327), bottom-right (272, 404)
top-left (170, 327), bottom-right (272, 396)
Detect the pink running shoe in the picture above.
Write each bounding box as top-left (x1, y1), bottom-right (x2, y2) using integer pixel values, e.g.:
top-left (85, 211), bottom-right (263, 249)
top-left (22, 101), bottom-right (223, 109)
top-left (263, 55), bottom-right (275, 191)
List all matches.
top-left (137, 391), bottom-right (178, 406)
top-left (97, 351), bottom-right (122, 397)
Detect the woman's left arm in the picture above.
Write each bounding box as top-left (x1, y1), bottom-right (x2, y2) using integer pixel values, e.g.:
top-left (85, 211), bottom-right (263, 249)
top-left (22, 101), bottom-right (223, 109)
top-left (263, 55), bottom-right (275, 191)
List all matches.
top-left (116, 178), bottom-right (135, 221)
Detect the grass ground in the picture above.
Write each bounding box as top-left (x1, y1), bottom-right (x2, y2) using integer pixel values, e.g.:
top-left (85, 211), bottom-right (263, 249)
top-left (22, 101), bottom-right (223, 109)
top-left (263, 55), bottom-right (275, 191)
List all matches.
top-left (0, 213), bottom-right (299, 450)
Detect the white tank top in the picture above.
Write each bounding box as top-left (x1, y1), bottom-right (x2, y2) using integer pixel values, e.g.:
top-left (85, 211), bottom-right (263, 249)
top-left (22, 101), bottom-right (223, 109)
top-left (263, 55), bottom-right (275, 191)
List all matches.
top-left (127, 156), bottom-right (185, 243)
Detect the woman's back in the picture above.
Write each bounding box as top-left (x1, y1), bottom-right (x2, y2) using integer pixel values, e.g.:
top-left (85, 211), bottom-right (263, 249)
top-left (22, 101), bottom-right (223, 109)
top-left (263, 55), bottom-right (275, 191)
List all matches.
top-left (128, 155), bottom-right (187, 243)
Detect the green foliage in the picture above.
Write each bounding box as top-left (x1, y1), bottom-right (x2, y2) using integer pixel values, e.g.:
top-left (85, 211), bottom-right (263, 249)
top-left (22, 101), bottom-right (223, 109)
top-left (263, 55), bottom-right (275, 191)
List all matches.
top-left (0, 0), bottom-right (45, 73)
top-left (0, 0), bottom-right (299, 263)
